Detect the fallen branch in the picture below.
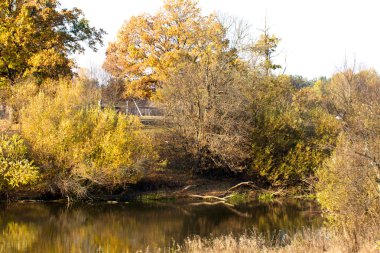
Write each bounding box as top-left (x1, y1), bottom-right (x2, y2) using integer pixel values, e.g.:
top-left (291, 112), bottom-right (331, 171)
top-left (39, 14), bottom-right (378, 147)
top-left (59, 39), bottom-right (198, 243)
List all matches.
top-left (189, 201), bottom-right (233, 207)
top-left (177, 184), bottom-right (197, 193)
top-left (224, 181), bottom-right (255, 193)
top-left (189, 194), bottom-right (227, 202)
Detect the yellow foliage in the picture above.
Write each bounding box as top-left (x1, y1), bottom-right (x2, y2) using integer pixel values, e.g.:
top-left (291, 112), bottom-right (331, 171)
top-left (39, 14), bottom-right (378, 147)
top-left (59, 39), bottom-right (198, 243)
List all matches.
top-left (317, 69), bottom-right (380, 224)
top-left (103, 0), bottom-right (228, 98)
top-left (0, 134), bottom-right (39, 191)
top-left (19, 79), bottom-right (157, 197)
top-left (250, 75), bottom-right (340, 186)
top-left (0, 0), bottom-right (104, 85)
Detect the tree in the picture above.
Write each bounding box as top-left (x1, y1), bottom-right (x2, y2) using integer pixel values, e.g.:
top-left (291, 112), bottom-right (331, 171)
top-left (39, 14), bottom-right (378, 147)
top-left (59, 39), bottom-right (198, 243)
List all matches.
top-left (248, 75), bottom-right (340, 187)
top-left (101, 78), bottom-right (126, 105)
top-left (317, 69), bottom-right (380, 224)
top-left (160, 54), bottom-right (250, 173)
top-left (0, 0), bottom-right (104, 85)
top-left (103, 0), bottom-right (228, 98)
top-left (290, 75), bottom-right (316, 89)
top-left (250, 19), bottom-right (281, 76)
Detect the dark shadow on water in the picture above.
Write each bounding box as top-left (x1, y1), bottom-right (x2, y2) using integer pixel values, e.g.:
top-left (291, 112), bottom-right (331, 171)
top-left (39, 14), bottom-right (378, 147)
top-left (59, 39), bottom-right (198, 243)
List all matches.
top-left (0, 199), bottom-right (322, 252)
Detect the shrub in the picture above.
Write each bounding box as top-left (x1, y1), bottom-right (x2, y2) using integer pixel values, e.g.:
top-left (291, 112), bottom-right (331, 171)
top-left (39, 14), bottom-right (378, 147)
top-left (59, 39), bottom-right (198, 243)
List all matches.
top-left (249, 76), bottom-right (340, 187)
top-left (20, 80), bottom-right (157, 198)
top-left (317, 69), bottom-right (380, 225)
top-left (0, 134), bottom-right (39, 193)
top-left (317, 135), bottom-right (380, 225)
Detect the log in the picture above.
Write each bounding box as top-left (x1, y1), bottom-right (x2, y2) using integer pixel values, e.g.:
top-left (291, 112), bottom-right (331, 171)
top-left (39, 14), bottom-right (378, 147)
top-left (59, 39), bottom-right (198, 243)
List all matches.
top-left (189, 194), bottom-right (227, 202)
top-left (224, 181), bottom-right (257, 194)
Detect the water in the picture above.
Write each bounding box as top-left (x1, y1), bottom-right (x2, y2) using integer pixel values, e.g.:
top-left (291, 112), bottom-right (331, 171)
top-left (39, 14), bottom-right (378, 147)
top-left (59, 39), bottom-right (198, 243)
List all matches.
top-left (0, 200), bottom-right (321, 252)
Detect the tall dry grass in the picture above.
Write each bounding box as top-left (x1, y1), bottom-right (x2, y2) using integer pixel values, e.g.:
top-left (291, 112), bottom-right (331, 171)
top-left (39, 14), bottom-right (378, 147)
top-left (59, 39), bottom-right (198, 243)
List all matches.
top-left (140, 223), bottom-right (379, 253)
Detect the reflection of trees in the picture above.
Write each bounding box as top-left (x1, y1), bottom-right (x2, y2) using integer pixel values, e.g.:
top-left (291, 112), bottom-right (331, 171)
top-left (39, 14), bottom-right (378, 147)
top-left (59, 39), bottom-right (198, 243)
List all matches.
top-left (0, 200), bottom-right (322, 252)
top-left (246, 200), bottom-right (321, 237)
top-left (0, 222), bottom-right (40, 252)
top-left (179, 200), bottom-right (321, 240)
top-left (0, 203), bottom-right (186, 252)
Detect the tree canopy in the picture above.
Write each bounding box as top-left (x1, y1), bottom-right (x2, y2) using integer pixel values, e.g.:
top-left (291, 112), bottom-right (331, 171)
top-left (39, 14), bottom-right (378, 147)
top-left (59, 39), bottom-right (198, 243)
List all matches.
top-left (103, 0), bottom-right (229, 98)
top-left (0, 0), bottom-right (105, 85)
top-left (250, 22), bottom-right (281, 76)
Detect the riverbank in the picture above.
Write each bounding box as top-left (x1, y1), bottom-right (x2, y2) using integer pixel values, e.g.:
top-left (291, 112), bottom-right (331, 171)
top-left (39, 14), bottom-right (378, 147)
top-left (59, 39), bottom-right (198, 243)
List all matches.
top-left (160, 225), bottom-right (380, 253)
top-left (8, 167), bottom-right (301, 205)
top-left (1, 117), bottom-right (307, 203)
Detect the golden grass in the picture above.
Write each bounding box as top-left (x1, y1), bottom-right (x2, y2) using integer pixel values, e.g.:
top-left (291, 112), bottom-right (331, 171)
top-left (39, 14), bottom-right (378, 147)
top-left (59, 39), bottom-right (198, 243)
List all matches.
top-left (0, 119), bottom-right (20, 133)
top-left (180, 229), bottom-right (378, 253)
top-left (0, 119), bottom-right (10, 132)
top-left (140, 224), bottom-right (380, 253)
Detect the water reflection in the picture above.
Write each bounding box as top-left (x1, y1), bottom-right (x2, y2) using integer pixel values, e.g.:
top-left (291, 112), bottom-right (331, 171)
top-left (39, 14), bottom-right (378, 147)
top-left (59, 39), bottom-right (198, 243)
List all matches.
top-left (0, 200), bottom-right (321, 252)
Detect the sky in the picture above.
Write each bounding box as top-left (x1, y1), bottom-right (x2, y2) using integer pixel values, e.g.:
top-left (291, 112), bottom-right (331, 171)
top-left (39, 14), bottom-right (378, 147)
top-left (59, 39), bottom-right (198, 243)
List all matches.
top-left (60, 0), bottom-right (380, 79)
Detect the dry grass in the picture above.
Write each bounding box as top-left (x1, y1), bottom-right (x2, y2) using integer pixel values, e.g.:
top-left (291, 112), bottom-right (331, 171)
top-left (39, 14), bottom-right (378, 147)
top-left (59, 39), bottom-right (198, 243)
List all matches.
top-left (0, 119), bottom-right (11, 132)
top-left (0, 119), bottom-right (20, 134)
top-left (179, 229), bottom-right (379, 253)
top-left (140, 224), bottom-right (380, 253)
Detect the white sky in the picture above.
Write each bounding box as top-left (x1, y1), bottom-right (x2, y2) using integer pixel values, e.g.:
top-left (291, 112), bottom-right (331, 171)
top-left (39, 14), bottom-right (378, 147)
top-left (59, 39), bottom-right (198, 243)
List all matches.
top-left (60, 0), bottom-right (380, 79)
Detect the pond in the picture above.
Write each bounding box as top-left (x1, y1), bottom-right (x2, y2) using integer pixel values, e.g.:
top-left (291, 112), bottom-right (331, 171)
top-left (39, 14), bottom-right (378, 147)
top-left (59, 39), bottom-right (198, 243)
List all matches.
top-left (0, 200), bottom-right (322, 252)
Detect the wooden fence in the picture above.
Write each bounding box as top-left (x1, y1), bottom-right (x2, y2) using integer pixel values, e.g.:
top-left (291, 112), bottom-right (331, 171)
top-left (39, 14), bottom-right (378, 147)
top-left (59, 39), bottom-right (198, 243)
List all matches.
top-left (100, 100), bottom-right (163, 117)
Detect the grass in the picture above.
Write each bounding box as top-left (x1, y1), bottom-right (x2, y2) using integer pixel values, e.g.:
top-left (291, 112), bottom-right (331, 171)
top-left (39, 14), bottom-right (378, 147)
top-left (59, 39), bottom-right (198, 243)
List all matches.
top-left (0, 119), bottom-right (23, 139)
top-left (226, 193), bottom-right (250, 205)
top-left (258, 192), bottom-right (275, 203)
top-left (0, 119), bottom-right (8, 131)
top-left (140, 223), bottom-right (380, 252)
top-left (138, 192), bottom-right (176, 203)
top-left (179, 231), bottom-right (378, 253)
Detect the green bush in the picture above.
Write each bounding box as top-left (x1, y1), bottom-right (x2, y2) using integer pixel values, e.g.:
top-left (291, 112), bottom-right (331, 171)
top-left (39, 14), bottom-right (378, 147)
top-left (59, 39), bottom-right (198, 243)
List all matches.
top-left (317, 69), bottom-right (380, 225)
top-left (0, 134), bottom-right (39, 192)
top-left (316, 135), bottom-right (380, 225)
top-left (20, 80), bottom-right (157, 197)
top-left (250, 76), bottom-right (340, 187)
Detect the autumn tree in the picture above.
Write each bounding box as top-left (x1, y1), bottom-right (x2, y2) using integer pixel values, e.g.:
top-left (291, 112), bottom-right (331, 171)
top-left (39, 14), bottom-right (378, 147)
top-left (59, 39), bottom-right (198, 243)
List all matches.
top-left (250, 20), bottom-right (281, 76)
top-left (160, 56), bottom-right (250, 173)
top-left (317, 69), bottom-right (380, 224)
top-left (0, 0), bottom-right (104, 86)
top-left (101, 78), bottom-right (126, 105)
top-left (247, 74), bottom-right (340, 187)
top-left (103, 0), bottom-right (228, 98)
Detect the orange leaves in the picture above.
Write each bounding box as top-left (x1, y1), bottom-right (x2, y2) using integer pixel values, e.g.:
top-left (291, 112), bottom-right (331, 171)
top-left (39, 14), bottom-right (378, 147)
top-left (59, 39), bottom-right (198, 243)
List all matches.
top-left (0, 0), bottom-right (104, 85)
top-left (103, 0), bottom-right (228, 99)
